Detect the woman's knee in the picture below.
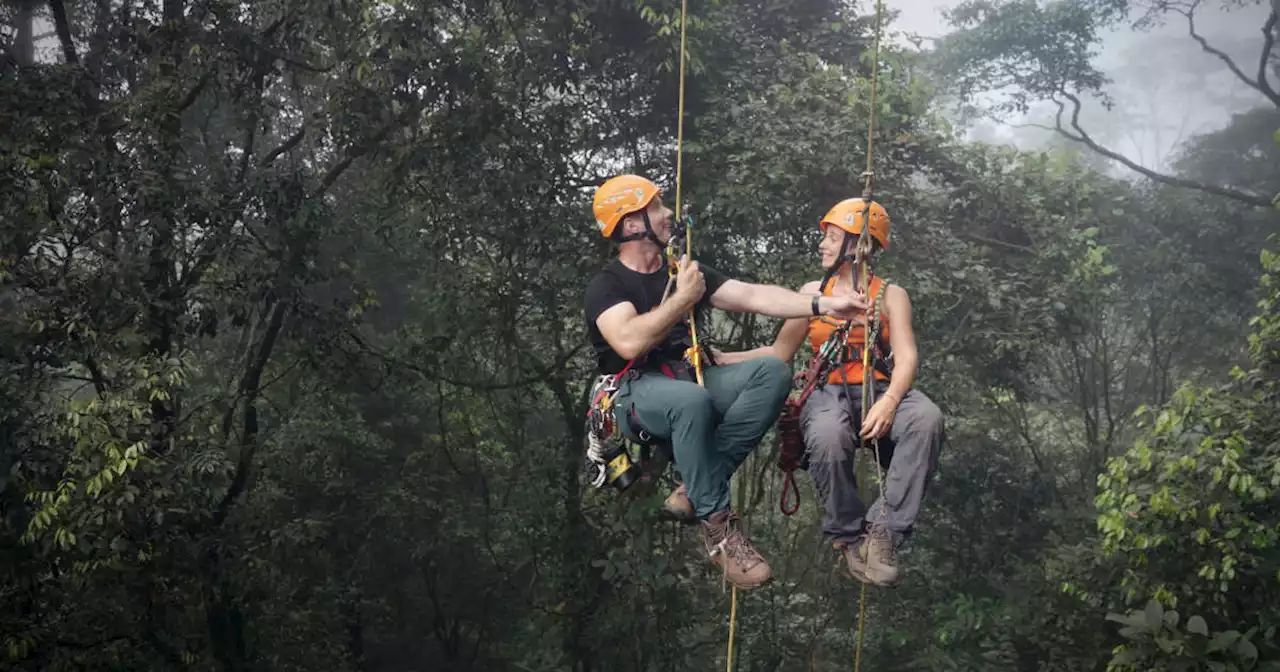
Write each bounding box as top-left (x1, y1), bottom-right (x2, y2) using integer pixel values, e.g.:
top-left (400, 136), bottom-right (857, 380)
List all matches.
top-left (803, 412), bottom-right (852, 464)
top-left (903, 393), bottom-right (946, 437)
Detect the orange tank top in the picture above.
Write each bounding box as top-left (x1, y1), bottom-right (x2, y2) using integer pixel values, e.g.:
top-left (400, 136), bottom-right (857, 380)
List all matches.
top-left (806, 275), bottom-right (891, 385)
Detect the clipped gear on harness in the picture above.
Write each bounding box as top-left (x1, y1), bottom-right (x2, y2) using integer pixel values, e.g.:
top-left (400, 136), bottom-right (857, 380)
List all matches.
top-left (584, 373), bottom-right (645, 491)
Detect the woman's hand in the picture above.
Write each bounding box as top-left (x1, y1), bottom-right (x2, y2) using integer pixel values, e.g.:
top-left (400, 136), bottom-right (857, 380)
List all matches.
top-left (859, 394), bottom-right (899, 439)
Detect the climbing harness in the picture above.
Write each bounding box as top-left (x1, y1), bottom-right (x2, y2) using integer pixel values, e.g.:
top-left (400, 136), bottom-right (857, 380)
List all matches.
top-left (582, 346), bottom-right (702, 492)
top-left (583, 367), bottom-right (648, 492)
top-left (775, 318), bottom-right (851, 514)
top-left (775, 288), bottom-right (894, 517)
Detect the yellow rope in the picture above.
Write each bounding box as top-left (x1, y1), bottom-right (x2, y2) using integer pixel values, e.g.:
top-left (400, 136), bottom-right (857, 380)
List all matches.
top-left (669, 0), bottom-right (734, 664)
top-left (726, 582), bottom-right (738, 672)
top-left (674, 0), bottom-right (705, 388)
top-left (862, 0), bottom-right (882, 188)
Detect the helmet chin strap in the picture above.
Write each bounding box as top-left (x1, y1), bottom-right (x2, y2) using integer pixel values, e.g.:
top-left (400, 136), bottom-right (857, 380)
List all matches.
top-left (616, 210), bottom-right (666, 249)
top-left (818, 227), bottom-right (880, 297)
top-left (818, 233), bottom-right (856, 295)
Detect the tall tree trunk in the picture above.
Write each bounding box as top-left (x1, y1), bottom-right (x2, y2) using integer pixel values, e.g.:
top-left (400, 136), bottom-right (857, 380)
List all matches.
top-left (550, 376), bottom-right (595, 672)
top-left (12, 1), bottom-right (37, 66)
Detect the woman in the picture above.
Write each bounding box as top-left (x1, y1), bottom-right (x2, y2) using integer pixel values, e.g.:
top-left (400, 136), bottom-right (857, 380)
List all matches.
top-left (715, 197), bottom-right (944, 587)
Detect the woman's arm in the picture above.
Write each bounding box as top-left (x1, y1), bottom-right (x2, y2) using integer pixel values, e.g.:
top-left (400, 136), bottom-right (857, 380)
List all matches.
top-left (880, 284), bottom-right (918, 407)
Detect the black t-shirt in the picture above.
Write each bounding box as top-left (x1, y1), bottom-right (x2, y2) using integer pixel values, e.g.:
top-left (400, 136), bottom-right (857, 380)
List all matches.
top-left (583, 257), bottom-right (728, 374)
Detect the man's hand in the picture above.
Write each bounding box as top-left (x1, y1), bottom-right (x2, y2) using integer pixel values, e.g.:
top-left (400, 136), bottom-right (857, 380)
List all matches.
top-left (820, 292), bottom-right (870, 320)
top-left (672, 255), bottom-right (705, 310)
top-left (859, 395), bottom-right (898, 439)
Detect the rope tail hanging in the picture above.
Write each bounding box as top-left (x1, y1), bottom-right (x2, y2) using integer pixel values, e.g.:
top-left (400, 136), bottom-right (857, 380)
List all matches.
top-left (853, 0), bottom-right (887, 669)
top-left (669, 1), bottom-right (737, 669)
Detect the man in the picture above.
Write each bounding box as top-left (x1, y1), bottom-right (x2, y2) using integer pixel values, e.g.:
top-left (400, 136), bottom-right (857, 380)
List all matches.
top-left (714, 197), bottom-right (945, 587)
top-left (584, 174), bottom-right (868, 589)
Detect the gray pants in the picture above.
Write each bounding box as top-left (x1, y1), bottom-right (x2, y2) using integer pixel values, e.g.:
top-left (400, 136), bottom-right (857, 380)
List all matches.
top-left (800, 382), bottom-right (944, 547)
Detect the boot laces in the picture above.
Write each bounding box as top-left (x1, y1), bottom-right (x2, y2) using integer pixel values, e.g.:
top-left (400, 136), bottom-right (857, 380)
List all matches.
top-left (868, 524), bottom-right (896, 565)
top-left (708, 512), bottom-right (764, 568)
top-left (705, 512), bottom-right (765, 591)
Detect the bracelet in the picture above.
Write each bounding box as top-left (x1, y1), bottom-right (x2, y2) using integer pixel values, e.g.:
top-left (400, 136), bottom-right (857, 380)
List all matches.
top-left (811, 295), bottom-right (821, 316)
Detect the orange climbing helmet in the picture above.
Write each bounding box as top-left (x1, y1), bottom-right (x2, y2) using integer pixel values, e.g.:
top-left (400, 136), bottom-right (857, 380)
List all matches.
top-left (819, 198), bottom-right (891, 250)
top-left (593, 174), bottom-right (659, 238)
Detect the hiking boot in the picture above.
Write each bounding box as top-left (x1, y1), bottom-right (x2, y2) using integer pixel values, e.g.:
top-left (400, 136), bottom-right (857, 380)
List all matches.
top-left (700, 509), bottom-right (772, 589)
top-left (841, 525), bottom-right (902, 587)
top-left (661, 483), bottom-right (696, 523)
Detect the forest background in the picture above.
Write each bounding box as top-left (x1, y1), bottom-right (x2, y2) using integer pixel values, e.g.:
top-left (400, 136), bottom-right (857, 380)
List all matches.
top-left (1, 0), bottom-right (1278, 670)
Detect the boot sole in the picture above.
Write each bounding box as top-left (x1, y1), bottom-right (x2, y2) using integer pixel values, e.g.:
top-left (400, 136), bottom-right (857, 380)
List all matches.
top-left (709, 559), bottom-right (774, 590)
top-left (659, 509), bottom-right (698, 525)
top-left (720, 571), bottom-right (774, 590)
top-left (841, 564), bottom-right (902, 588)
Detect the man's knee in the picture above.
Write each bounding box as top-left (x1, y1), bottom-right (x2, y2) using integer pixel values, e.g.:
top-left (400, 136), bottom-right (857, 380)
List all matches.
top-left (665, 383), bottom-right (716, 423)
top-left (742, 355), bottom-right (793, 399)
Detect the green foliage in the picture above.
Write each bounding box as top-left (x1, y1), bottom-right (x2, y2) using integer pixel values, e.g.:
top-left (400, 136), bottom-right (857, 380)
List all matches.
top-left (1097, 246), bottom-right (1280, 669)
top-left (1, 0), bottom-right (1277, 670)
top-left (937, 0), bottom-right (1123, 115)
top-left (1106, 599), bottom-right (1280, 671)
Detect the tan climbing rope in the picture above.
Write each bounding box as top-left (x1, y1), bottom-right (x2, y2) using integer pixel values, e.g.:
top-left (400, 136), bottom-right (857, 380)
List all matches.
top-left (669, 1), bottom-right (737, 669)
top-left (852, 0), bottom-right (887, 669)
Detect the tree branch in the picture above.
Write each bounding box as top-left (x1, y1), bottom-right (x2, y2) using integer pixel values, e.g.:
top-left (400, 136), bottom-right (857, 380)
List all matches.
top-left (1256, 11), bottom-right (1279, 106)
top-left (261, 125), bottom-right (306, 165)
top-left (47, 0), bottom-right (79, 65)
top-left (84, 355), bottom-right (107, 397)
top-left (958, 231), bottom-right (1037, 254)
top-left (313, 116), bottom-right (405, 197)
top-left (176, 69), bottom-right (214, 112)
top-left (1052, 93), bottom-right (1274, 208)
top-left (1181, 3), bottom-right (1280, 108)
top-left (213, 299), bottom-right (289, 526)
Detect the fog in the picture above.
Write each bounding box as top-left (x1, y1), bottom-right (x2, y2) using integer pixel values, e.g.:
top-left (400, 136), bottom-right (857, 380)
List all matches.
top-left (890, 0), bottom-right (1275, 175)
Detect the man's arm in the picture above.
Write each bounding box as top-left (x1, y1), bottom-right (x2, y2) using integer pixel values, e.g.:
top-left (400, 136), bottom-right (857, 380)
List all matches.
top-left (709, 278), bottom-right (858, 319)
top-left (594, 298), bottom-right (690, 361)
top-left (713, 281), bottom-right (820, 365)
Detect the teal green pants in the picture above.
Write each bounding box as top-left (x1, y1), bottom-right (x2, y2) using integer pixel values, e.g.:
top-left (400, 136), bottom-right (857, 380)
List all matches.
top-left (613, 357), bottom-right (793, 519)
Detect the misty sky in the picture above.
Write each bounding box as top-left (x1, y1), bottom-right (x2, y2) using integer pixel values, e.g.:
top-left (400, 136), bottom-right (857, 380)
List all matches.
top-left (888, 0), bottom-right (1274, 174)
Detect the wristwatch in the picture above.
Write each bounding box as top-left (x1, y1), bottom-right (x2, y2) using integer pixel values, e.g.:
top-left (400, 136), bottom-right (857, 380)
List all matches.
top-left (811, 295), bottom-right (821, 316)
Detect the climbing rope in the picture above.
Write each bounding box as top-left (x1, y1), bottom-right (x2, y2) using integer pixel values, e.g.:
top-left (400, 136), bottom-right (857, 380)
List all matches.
top-left (852, 0), bottom-right (887, 668)
top-left (673, 0), bottom-right (706, 389)
top-left (668, 1), bottom-right (736, 669)
top-left (663, 0), bottom-right (887, 666)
